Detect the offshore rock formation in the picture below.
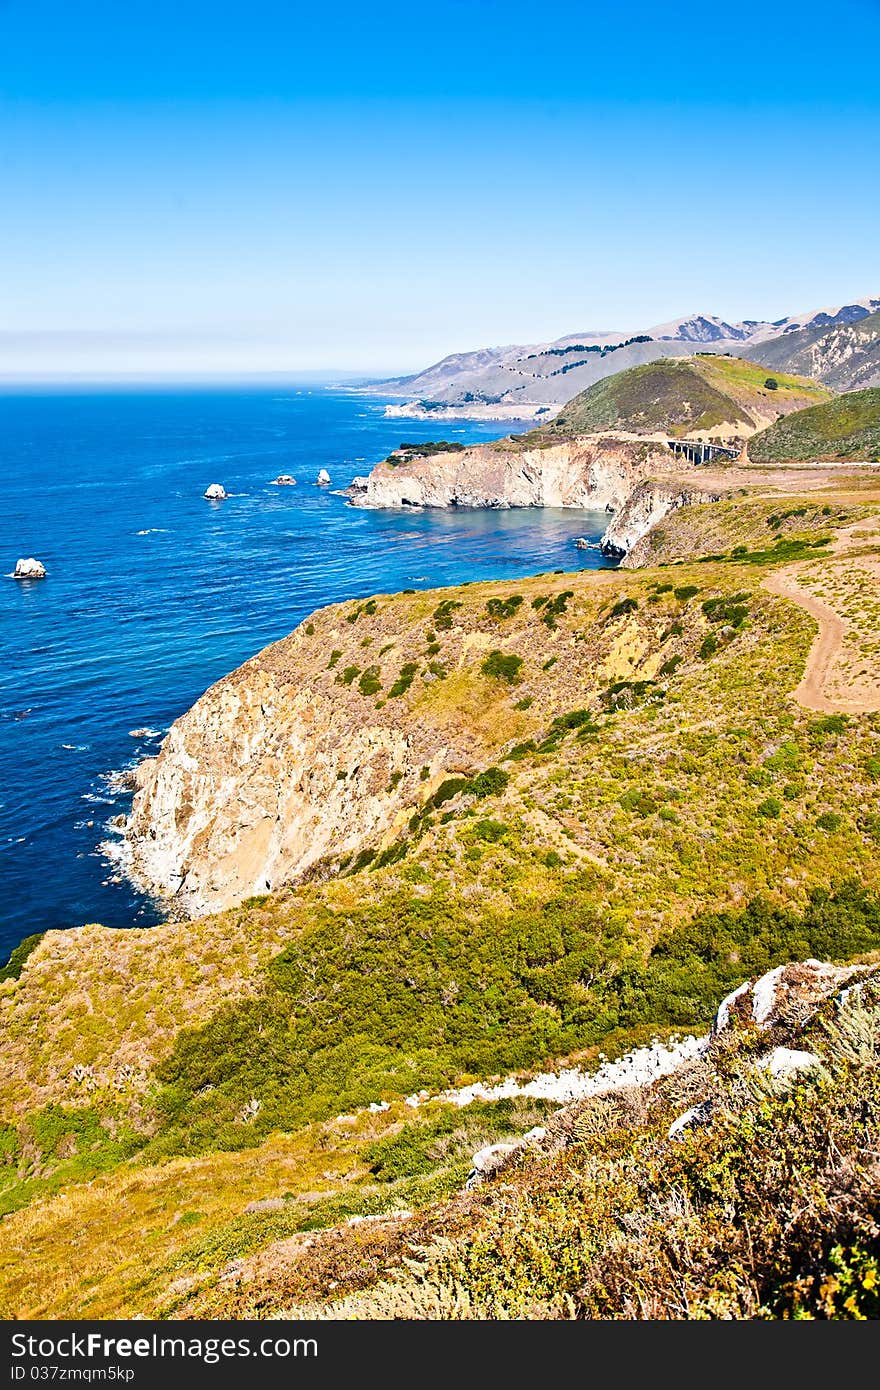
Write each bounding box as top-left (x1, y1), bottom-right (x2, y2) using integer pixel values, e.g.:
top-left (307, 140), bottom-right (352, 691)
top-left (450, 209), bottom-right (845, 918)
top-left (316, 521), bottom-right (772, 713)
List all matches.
top-left (203, 483), bottom-right (228, 500)
top-left (12, 557), bottom-right (47, 579)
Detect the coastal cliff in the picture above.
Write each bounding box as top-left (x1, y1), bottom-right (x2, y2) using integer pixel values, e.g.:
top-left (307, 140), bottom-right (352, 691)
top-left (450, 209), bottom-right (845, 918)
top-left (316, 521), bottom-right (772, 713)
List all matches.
top-left (603, 480), bottom-right (723, 562)
top-left (349, 434), bottom-right (671, 514)
top-left (350, 357), bottom-right (829, 558)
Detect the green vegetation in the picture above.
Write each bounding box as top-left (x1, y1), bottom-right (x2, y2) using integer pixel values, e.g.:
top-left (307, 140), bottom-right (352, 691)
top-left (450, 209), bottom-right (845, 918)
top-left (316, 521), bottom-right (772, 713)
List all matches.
top-left (749, 387), bottom-right (880, 463)
top-left (303, 981), bottom-right (880, 1320)
top-left (386, 441), bottom-right (466, 466)
top-left (481, 650), bottom-right (523, 684)
top-left (518, 356), bottom-right (828, 443)
top-left (142, 883), bottom-right (880, 1160)
top-left (486, 594), bottom-right (524, 619)
top-left (389, 662), bottom-right (418, 697)
top-left (433, 599), bottom-right (462, 630)
top-left (358, 666), bottom-right (382, 696)
top-left (0, 932), bottom-right (43, 982)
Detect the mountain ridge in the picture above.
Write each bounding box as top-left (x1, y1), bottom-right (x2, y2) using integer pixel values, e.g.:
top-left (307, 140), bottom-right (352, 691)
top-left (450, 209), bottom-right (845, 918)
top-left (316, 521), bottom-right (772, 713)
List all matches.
top-left (369, 294), bottom-right (880, 419)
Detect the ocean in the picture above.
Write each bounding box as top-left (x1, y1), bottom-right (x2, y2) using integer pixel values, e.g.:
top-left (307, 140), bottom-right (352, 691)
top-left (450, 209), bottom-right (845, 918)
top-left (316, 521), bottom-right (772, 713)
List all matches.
top-left (0, 385), bottom-right (615, 956)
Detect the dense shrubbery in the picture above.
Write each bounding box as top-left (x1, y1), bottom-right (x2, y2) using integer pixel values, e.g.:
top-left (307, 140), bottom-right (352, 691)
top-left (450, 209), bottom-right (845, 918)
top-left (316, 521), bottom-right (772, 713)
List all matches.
top-left (146, 882), bottom-right (880, 1157)
top-left (0, 932), bottom-right (43, 982)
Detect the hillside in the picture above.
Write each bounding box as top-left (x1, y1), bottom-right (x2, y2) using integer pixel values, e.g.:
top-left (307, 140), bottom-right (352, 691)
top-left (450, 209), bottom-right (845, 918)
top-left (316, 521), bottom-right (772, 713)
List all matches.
top-left (751, 310), bottom-right (880, 392)
top-left (749, 388), bottom-right (880, 463)
top-left (2, 484), bottom-right (880, 1318)
top-left (525, 356), bottom-right (829, 443)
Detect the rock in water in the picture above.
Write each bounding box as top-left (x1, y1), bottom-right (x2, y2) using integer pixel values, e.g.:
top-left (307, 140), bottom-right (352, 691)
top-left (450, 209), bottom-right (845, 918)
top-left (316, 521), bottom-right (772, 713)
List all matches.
top-left (316, 468), bottom-right (331, 486)
top-left (12, 557), bottom-right (47, 579)
top-left (271, 474), bottom-right (297, 486)
top-left (203, 483), bottom-right (228, 500)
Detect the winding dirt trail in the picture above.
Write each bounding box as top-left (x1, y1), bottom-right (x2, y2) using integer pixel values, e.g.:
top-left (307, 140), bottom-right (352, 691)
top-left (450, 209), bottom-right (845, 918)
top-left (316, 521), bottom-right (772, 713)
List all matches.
top-left (763, 526), bottom-right (880, 714)
top-left (764, 568), bottom-right (854, 712)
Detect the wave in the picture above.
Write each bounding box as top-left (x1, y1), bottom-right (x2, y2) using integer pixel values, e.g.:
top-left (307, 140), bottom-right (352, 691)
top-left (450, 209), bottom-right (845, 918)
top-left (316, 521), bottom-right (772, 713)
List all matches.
top-left (135, 528), bottom-right (169, 536)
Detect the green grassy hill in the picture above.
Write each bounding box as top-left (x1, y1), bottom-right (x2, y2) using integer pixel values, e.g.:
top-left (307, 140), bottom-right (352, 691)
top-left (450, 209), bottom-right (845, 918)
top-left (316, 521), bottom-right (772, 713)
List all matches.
top-left (525, 355), bottom-right (829, 443)
top-left (749, 387), bottom-right (880, 463)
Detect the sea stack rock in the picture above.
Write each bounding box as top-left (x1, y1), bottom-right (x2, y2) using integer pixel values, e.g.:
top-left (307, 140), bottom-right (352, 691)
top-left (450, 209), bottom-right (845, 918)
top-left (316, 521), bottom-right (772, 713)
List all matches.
top-left (203, 483), bottom-right (228, 500)
top-left (316, 468), bottom-right (331, 486)
top-left (271, 474), bottom-right (297, 486)
top-left (13, 557), bottom-right (47, 580)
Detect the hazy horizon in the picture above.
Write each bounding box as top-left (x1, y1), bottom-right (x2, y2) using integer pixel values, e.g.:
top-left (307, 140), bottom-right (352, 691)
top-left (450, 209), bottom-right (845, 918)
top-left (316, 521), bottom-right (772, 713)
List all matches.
top-left (2, 0), bottom-right (879, 380)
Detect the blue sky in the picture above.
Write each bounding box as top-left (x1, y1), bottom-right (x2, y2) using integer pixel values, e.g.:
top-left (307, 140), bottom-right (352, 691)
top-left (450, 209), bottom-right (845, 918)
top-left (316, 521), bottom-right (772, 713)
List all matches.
top-left (1, 0), bottom-right (879, 377)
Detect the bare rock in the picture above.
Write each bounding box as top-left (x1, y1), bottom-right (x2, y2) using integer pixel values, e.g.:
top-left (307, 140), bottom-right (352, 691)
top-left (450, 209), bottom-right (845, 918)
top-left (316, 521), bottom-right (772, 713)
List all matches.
top-left (12, 557), bottom-right (47, 579)
top-left (713, 959), bottom-right (875, 1036)
top-left (204, 483), bottom-right (228, 500)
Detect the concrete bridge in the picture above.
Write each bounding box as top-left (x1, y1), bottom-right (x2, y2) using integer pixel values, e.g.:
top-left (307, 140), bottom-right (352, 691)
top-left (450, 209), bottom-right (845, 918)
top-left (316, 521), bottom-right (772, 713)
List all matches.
top-left (667, 440), bottom-right (740, 465)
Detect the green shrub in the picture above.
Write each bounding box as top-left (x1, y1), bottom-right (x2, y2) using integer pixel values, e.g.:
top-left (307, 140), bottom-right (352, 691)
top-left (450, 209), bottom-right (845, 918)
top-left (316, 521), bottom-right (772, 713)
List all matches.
top-left (481, 651), bottom-right (523, 685)
top-left (389, 662), bottom-right (418, 698)
top-left (608, 597), bottom-right (638, 620)
top-left (358, 666), bottom-right (382, 696)
top-left (757, 797), bottom-right (782, 819)
top-left (467, 767), bottom-right (510, 799)
top-left (540, 591), bottom-right (574, 629)
top-left (327, 649), bottom-right (343, 669)
top-left (433, 600), bottom-right (462, 631)
top-left (0, 932), bottom-right (44, 982)
top-left (674, 585), bottom-right (699, 602)
top-left (474, 819), bottom-right (509, 843)
top-left (486, 595), bottom-right (524, 620)
top-left (817, 811), bottom-right (843, 832)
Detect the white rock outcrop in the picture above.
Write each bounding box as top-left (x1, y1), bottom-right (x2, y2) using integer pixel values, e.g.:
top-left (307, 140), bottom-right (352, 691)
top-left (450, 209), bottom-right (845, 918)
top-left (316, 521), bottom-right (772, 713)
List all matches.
top-left (316, 468), bottom-right (331, 486)
top-left (203, 483), bottom-right (228, 500)
top-left (12, 557), bottom-right (47, 579)
top-left (271, 475), bottom-right (297, 486)
top-left (713, 959), bottom-right (873, 1036)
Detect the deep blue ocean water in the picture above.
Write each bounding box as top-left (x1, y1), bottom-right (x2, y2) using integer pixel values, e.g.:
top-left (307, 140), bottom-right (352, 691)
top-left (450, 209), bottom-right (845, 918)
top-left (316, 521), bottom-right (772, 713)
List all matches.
top-left (0, 386), bottom-right (615, 956)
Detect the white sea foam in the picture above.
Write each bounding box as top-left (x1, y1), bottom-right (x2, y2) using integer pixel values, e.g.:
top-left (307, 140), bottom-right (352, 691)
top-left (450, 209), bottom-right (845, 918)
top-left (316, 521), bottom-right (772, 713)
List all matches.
top-left (135, 528), bottom-right (169, 536)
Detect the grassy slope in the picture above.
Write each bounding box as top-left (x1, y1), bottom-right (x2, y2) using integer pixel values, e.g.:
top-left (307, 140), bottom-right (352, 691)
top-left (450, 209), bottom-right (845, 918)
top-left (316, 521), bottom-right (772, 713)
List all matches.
top-left (516, 356), bottom-right (829, 445)
top-left (749, 387), bottom-right (880, 463)
top-left (2, 492), bottom-right (880, 1317)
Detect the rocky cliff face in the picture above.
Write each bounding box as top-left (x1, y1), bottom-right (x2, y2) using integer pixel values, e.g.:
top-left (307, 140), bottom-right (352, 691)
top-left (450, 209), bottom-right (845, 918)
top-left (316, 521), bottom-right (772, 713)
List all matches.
top-left (124, 589), bottom-right (547, 918)
top-left (126, 660), bottom-right (416, 918)
top-left (350, 434), bottom-right (724, 562)
top-left (350, 435), bottom-right (673, 514)
top-left (603, 481), bottom-right (722, 563)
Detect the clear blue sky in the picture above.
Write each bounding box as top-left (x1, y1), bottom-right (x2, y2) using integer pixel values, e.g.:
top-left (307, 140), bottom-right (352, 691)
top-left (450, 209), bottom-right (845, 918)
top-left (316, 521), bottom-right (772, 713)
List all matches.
top-left (1, 0), bottom-right (879, 378)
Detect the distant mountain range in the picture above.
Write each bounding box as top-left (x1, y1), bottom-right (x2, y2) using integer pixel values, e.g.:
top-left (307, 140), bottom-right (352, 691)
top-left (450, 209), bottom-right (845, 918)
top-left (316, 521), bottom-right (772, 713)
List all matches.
top-left (372, 295), bottom-right (880, 416)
